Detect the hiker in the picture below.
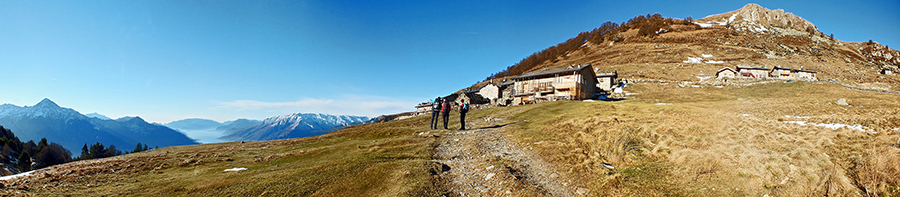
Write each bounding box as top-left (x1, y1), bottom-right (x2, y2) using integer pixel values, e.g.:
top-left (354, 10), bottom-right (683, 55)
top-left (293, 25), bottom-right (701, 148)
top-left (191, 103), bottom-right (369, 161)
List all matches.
top-left (459, 102), bottom-right (469, 130)
top-left (430, 97), bottom-right (441, 129)
top-left (441, 98), bottom-right (451, 129)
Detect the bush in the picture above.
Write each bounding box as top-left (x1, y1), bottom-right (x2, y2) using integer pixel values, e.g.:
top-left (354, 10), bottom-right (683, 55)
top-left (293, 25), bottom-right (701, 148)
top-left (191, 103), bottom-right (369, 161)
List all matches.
top-left (34, 143), bottom-right (71, 169)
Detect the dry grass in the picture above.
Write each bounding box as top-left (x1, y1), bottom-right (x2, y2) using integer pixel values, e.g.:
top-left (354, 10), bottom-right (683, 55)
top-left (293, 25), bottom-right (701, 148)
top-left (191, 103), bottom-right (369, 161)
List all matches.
top-left (2, 115), bottom-right (447, 196)
top-left (502, 81), bottom-right (900, 196)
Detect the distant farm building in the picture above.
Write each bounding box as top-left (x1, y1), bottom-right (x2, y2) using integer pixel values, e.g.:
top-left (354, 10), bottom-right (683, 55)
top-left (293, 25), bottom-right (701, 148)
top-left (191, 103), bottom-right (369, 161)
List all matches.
top-left (477, 83), bottom-right (500, 104)
top-left (770, 66), bottom-right (816, 80)
top-left (792, 69), bottom-right (816, 80)
top-left (881, 69), bottom-right (894, 75)
top-left (452, 89), bottom-right (490, 106)
top-left (770, 66), bottom-right (794, 79)
top-left (414, 102), bottom-right (432, 116)
top-left (718, 65), bottom-right (816, 81)
top-left (715, 67), bottom-right (737, 79)
top-left (736, 66), bottom-right (770, 79)
top-left (512, 64), bottom-right (598, 105)
top-left (595, 69), bottom-right (618, 92)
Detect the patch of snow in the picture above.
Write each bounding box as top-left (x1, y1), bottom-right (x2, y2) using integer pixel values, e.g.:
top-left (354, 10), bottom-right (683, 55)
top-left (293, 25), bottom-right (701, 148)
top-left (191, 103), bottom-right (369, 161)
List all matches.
top-left (701, 54), bottom-right (713, 58)
top-left (705, 60), bottom-right (726, 64)
top-left (741, 114), bottom-right (750, 116)
top-left (696, 76), bottom-right (713, 81)
top-left (695, 22), bottom-right (714, 28)
top-left (783, 121), bottom-right (867, 132)
top-left (654, 103), bottom-right (672, 105)
top-left (224, 167), bottom-right (247, 172)
top-left (0, 170), bottom-right (35, 181)
top-left (727, 13), bottom-right (737, 24)
top-left (683, 57), bottom-right (704, 63)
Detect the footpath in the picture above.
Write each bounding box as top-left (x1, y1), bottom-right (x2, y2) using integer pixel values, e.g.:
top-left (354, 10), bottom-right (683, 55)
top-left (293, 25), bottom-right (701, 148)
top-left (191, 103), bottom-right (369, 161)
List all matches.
top-left (433, 117), bottom-right (588, 196)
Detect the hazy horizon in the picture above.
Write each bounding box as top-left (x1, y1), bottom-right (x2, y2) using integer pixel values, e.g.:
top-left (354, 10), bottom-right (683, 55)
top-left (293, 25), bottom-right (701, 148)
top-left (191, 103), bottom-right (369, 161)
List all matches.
top-left (2, 0), bottom-right (897, 123)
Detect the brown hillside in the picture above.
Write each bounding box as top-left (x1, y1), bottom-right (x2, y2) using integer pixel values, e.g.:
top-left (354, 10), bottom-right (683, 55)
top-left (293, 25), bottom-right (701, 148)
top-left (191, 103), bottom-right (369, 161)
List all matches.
top-left (483, 3), bottom-right (900, 92)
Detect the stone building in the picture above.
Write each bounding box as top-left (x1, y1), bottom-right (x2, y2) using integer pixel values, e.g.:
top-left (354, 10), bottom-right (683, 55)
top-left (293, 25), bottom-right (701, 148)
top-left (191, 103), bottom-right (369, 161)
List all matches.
top-left (595, 69), bottom-right (618, 92)
top-left (716, 67), bottom-right (737, 79)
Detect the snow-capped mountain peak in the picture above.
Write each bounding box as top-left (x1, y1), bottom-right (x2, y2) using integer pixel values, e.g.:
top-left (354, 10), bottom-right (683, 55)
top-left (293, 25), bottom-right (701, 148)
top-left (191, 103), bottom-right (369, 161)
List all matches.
top-left (221, 112), bottom-right (368, 141)
top-left (0, 98), bottom-right (83, 119)
top-left (34, 98), bottom-right (60, 108)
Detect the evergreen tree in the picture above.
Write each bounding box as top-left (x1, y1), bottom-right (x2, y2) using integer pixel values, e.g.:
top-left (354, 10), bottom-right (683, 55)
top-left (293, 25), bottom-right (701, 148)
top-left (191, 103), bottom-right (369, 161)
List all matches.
top-left (133, 143), bottom-right (144, 153)
top-left (79, 144), bottom-right (91, 160)
top-left (18, 150), bottom-right (32, 171)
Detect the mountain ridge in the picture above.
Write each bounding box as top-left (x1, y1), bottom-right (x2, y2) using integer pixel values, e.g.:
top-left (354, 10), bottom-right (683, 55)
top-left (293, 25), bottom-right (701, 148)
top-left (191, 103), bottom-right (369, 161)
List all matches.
top-left (0, 99), bottom-right (197, 153)
top-left (221, 113), bottom-right (368, 141)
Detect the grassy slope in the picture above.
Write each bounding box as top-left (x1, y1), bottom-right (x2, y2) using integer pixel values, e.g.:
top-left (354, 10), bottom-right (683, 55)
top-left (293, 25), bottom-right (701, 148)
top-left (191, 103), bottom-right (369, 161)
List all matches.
top-left (504, 81), bottom-right (900, 196)
top-left (3, 102), bottom-right (518, 196)
top-left (3, 81), bottom-right (898, 196)
top-left (6, 117), bottom-right (441, 196)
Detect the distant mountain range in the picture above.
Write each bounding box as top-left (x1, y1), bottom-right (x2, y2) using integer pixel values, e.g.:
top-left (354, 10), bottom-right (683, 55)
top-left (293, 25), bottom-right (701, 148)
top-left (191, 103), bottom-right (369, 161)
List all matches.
top-left (221, 113), bottom-right (368, 141)
top-left (164, 113), bottom-right (368, 142)
top-left (0, 98), bottom-right (197, 153)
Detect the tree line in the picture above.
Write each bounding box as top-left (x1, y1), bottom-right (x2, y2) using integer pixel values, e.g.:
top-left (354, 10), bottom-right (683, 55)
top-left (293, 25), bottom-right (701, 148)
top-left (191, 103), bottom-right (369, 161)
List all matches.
top-left (1, 126), bottom-right (152, 173)
top-left (487, 13), bottom-right (689, 81)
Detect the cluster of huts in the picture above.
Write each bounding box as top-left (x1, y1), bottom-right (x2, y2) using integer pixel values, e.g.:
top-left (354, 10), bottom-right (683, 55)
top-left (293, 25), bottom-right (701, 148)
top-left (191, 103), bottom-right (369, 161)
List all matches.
top-left (716, 66), bottom-right (817, 81)
top-left (416, 64), bottom-right (618, 114)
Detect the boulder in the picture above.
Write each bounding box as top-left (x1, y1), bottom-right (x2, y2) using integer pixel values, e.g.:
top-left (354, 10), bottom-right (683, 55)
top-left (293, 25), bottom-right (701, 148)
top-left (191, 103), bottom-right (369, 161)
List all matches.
top-left (835, 98), bottom-right (849, 106)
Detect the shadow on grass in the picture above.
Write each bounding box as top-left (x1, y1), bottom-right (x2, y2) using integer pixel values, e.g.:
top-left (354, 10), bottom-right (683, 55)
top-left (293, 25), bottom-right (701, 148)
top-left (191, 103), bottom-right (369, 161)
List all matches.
top-left (474, 122), bottom-right (517, 130)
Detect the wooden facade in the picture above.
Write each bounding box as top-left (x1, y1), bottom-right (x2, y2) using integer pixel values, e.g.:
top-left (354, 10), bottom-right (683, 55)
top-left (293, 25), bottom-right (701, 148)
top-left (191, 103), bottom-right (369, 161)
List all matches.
top-left (771, 66), bottom-right (816, 80)
top-left (511, 64), bottom-right (597, 105)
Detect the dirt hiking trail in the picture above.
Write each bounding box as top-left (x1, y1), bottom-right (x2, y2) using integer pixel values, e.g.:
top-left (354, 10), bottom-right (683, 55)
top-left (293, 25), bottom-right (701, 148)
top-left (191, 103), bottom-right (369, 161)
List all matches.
top-left (434, 117), bottom-right (589, 196)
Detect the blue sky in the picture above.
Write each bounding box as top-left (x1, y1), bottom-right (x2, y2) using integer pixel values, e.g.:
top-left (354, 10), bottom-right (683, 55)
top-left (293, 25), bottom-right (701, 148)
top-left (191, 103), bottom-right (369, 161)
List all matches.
top-left (1, 0), bottom-right (897, 123)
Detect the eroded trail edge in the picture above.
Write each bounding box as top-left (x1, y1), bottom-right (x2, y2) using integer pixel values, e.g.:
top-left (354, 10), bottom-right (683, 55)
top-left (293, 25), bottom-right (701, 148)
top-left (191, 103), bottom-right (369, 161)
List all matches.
top-left (434, 118), bottom-right (587, 196)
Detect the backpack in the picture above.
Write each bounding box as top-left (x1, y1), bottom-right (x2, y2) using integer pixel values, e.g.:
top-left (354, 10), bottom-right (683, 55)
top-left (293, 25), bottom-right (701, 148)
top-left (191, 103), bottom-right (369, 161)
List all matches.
top-left (461, 103), bottom-right (469, 113)
top-left (432, 101), bottom-right (441, 112)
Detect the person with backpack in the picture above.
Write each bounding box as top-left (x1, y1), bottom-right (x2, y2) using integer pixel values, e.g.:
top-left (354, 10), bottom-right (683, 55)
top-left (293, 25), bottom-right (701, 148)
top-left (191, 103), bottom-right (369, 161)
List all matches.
top-left (459, 102), bottom-right (469, 130)
top-left (441, 98), bottom-right (451, 129)
top-left (430, 97), bottom-right (441, 129)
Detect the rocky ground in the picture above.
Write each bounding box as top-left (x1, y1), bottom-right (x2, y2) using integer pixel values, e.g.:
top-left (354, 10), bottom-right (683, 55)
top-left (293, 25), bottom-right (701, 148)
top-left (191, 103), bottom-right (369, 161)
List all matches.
top-left (434, 117), bottom-right (588, 197)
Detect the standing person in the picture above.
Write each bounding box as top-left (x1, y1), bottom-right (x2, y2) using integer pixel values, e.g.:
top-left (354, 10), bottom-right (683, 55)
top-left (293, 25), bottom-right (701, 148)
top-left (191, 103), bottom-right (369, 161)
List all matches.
top-left (430, 97), bottom-right (441, 129)
top-left (441, 98), bottom-right (451, 129)
top-left (459, 102), bottom-right (469, 130)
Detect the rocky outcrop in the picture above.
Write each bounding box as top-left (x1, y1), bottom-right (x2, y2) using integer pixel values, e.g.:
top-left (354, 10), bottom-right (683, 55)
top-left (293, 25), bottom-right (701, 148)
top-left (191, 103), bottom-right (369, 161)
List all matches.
top-left (856, 41), bottom-right (900, 66)
top-left (698, 3), bottom-right (822, 36)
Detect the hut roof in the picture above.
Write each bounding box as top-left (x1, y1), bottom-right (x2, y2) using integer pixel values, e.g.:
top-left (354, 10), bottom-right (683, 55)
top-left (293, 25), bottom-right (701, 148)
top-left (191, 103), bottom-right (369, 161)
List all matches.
top-left (513, 64), bottom-right (592, 80)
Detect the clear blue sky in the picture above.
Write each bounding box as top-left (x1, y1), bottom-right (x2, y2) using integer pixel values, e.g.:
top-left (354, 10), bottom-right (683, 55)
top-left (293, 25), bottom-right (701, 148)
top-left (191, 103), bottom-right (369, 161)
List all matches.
top-left (1, 0), bottom-right (897, 123)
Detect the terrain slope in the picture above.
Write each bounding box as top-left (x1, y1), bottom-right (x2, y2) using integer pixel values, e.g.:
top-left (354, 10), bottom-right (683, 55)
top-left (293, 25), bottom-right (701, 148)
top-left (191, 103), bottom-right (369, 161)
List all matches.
top-left (2, 3), bottom-right (899, 197)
